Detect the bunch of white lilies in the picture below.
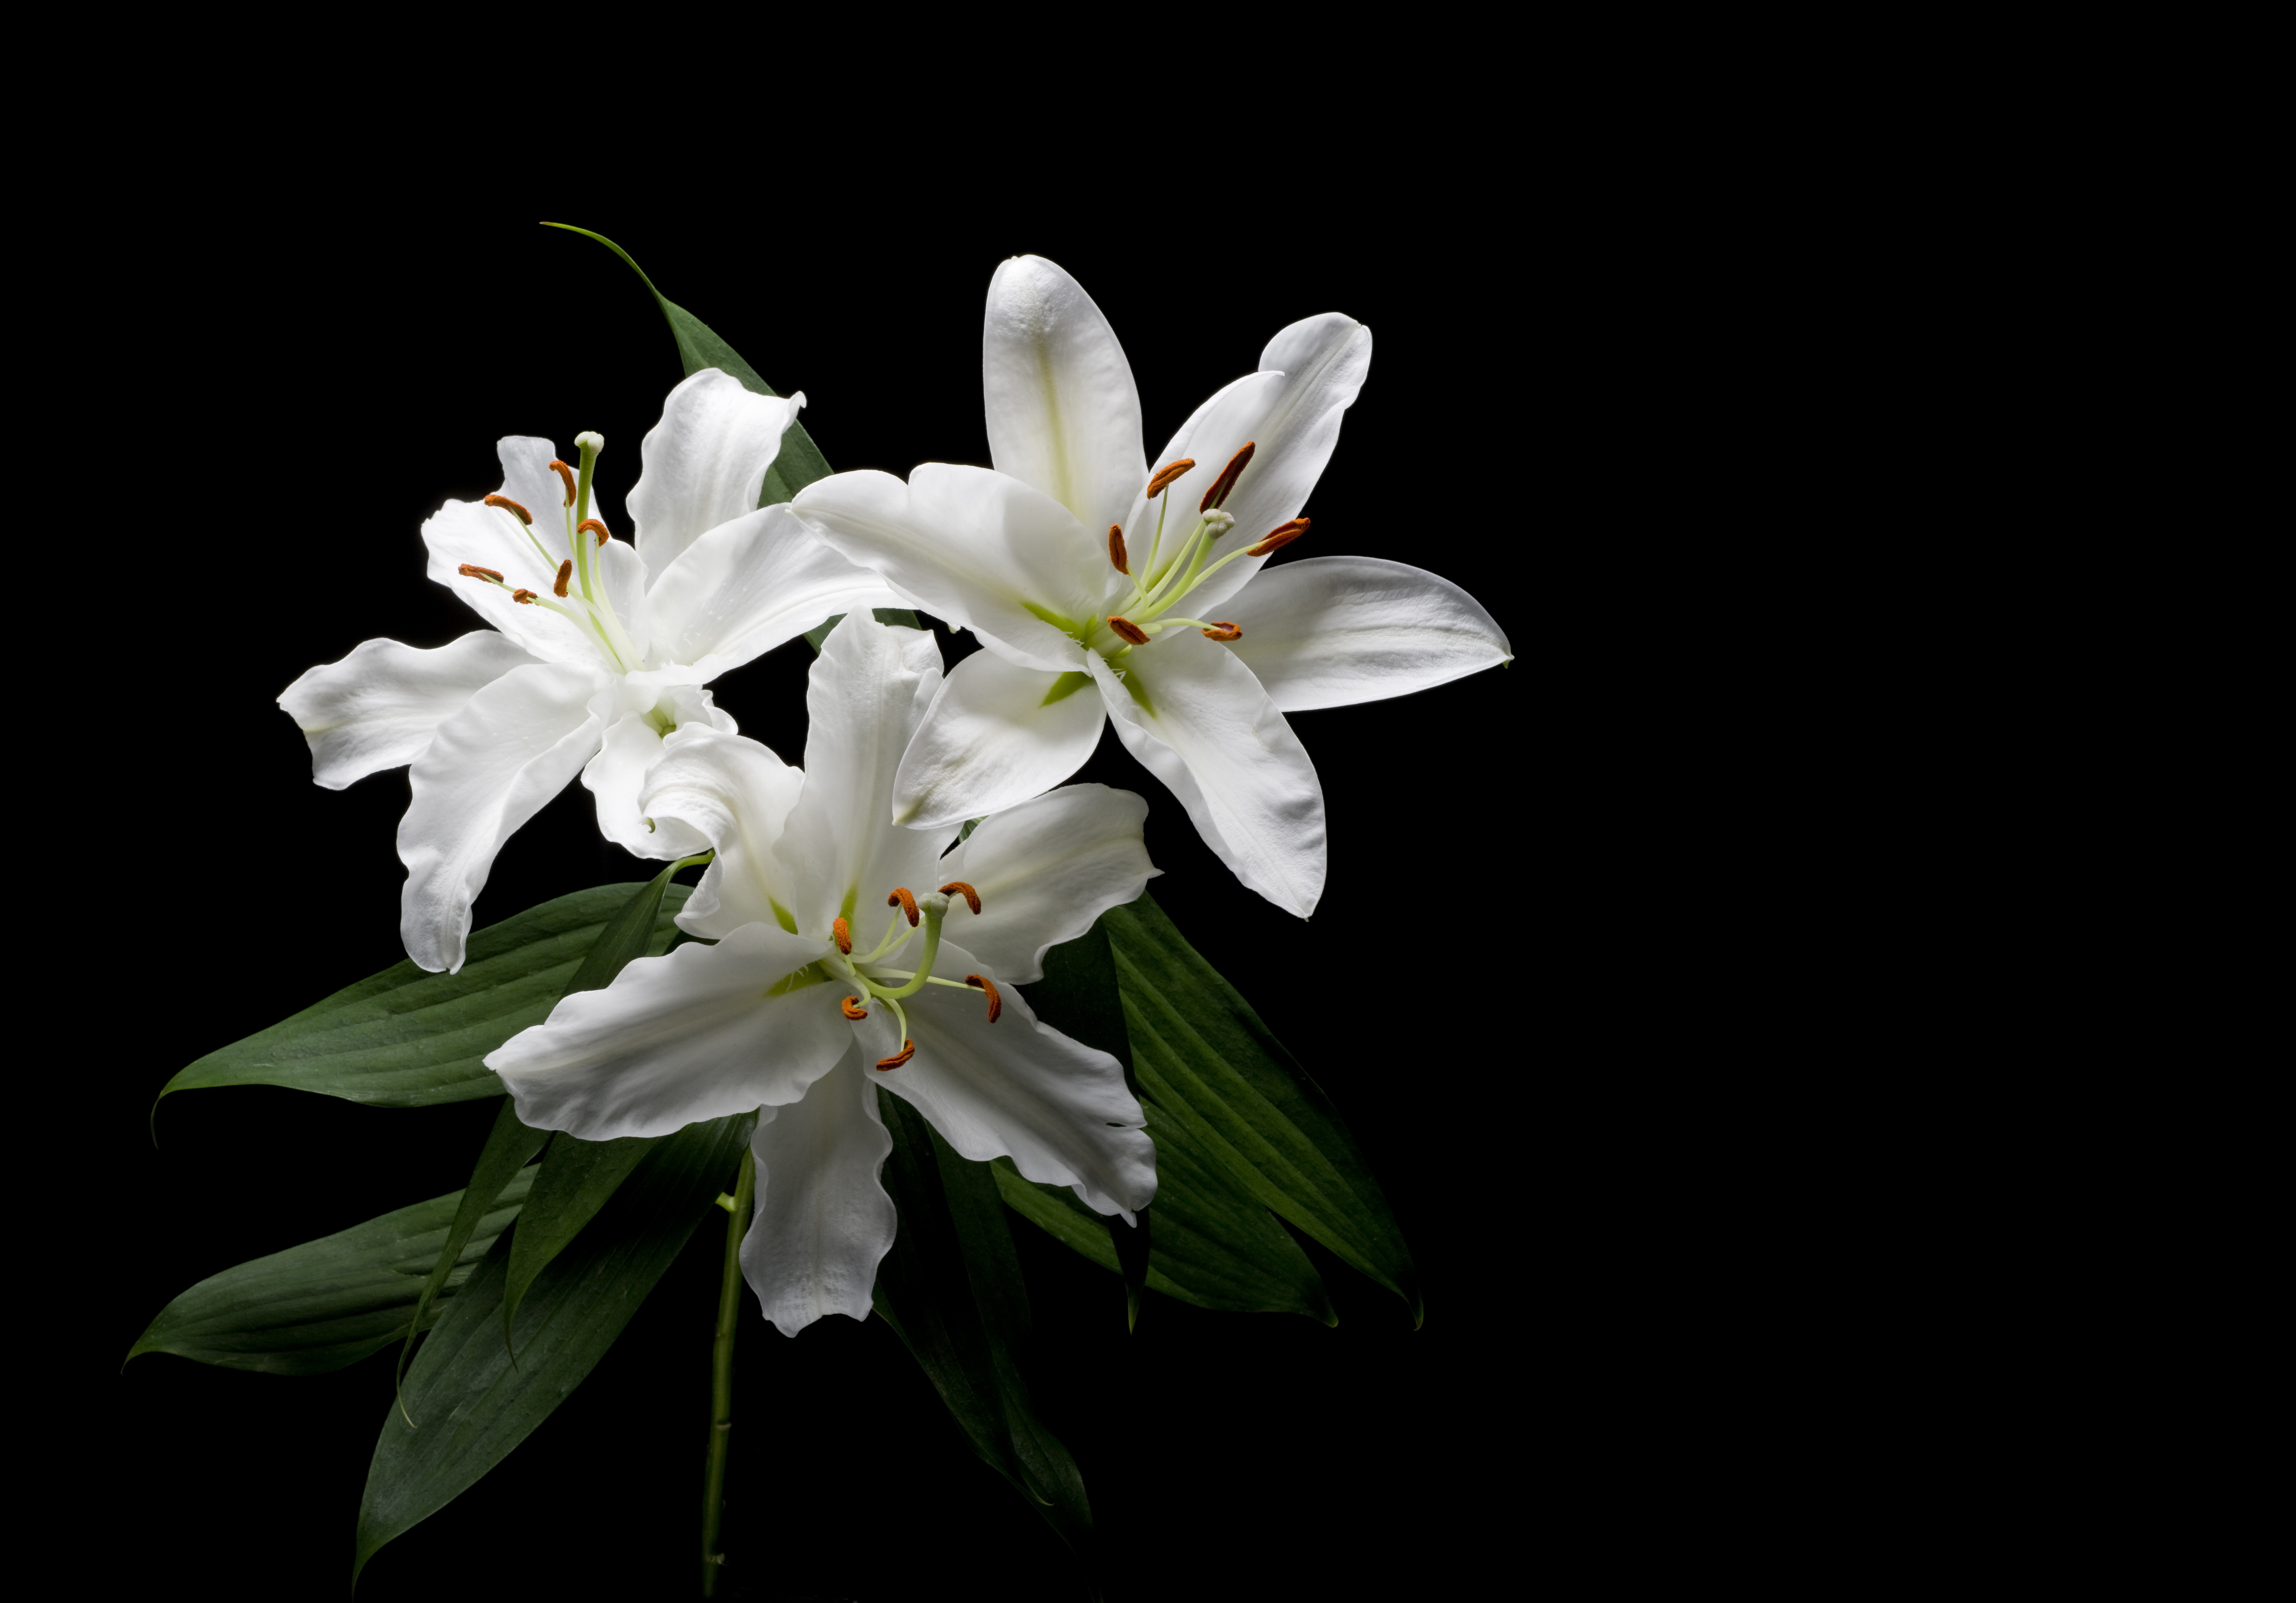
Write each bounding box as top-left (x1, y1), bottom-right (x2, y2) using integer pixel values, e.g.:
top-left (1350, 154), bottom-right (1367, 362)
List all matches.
top-left (283, 256), bottom-right (1509, 1336)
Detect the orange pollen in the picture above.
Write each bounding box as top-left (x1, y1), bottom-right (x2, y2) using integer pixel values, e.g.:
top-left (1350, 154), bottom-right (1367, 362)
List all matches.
top-left (1199, 441), bottom-right (1255, 512)
top-left (1201, 621), bottom-right (1242, 641)
top-left (938, 880), bottom-right (981, 916)
top-left (1247, 517), bottom-right (1309, 557)
top-left (1107, 616), bottom-right (1150, 647)
top-left (553, 559), bottom-right (573, 598)
top-left (874, 1039), bottom-right (917, 1071)
top-left (457, 563), bottom-right (504, 583)
top-left (887, 887), bottom-right (919, 927)
top-left (832, 916), bottom-right (852, 954)
top-left (1108, 524), bottom-right (1129, 575)
top-left (484, 493), bottom-right (533, 525)
top-left (547, 459), bottom-right (577, 506)
top-left (965, 974), bottom-right (1002, 1023)
top-left (840, 995), bottom-right (870, 1020)
top-left (1145, 458), bottom-right (1197, 498)
top-left (577, 517), bottom-right (610, 547)
top-left (512, 589), bottom-right (539, 604)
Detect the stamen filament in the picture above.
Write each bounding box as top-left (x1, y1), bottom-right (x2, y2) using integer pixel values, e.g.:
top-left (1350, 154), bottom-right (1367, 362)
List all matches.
top-left (871, 899), bottom-right (948, 1000)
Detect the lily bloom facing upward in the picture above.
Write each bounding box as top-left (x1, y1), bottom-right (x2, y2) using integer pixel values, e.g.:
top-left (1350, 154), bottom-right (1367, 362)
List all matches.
top-left (279, 369), bottom-right (901, 972)
top-left (792, 255), bottom-right (1511, 919)
top-left (488, 616), bottom-right (1158, 1336)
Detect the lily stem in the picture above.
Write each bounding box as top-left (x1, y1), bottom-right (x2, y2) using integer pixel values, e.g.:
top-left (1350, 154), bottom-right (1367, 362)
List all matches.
top-left (700, 1151), bottom-right (754, 1597)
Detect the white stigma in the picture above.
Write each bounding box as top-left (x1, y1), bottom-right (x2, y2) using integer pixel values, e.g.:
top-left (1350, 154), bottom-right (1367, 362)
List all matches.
top-left (574, 431), bottom-right (605, 453)
top-left (1198, 509), bottom-right (1235, 538)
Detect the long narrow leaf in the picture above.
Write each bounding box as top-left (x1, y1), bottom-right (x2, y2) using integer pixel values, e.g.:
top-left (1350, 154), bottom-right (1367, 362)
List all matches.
top-left (1105, 890), bottom-right (1423, 1325)
top-left (992, 1103), bottom-right (1334, 1324)
top-left (127, 1170), bottom-right (537, 1376)
top-left (354, 1112), bottom-right (754, 1585)
top-left (395, 1097), bottom-right (546, 1407)
top-left (160, 884), bottom-right (690, 1110)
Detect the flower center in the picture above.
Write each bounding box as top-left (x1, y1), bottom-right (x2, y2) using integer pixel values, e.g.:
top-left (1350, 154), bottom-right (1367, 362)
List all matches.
top-left (454, 431), bottom-right (641, 673)
top-left (1080, 441), bottom-right (1307, 660)
top-left (820, 880), bottom-right (995, 1069)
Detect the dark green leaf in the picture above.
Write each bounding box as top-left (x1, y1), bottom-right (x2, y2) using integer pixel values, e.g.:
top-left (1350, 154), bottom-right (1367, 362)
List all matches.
top-left (992, 1103), bottom-right (1334, 1324)
top-left (544, 223), bottom-right (830, 506)
top-left (1109, 1208), bottom-right (1151, 1333)
top-left (502, 1130), bottom-right (658, 1342)
top-left (395, 1097), bottom-right (546, 1409)
top-left (127, 1170), bottom-right (537, 1376)
top-left (1022, 916), bottom-right (1144, 1103)
top-left (1105, 890), bottom-right (1423, 1325)
top-left (354, 1112), bottom-right (754, 1585)
top-left (803, 608), bottom-right (926, 654)
top-left (159, 884), bottom-right (690, 1110)
top-left (873, 1091), bottom-right (1096, 1573)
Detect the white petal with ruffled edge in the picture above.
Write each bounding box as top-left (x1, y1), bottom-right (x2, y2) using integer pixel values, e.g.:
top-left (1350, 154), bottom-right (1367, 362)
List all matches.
top-left (1089, 637), bottom-right (1326, 919)
top-left (397, 661), bottom-right (606, 973)
top-left (982, 255), bottom-right (1147, 540)
top-left (279, 632), bottom-right (535, 790)
top-left (641, 723), bottom-right (808, 939)
top-left (890, 648), bottom-right (1104, 830)
top-left (643, 502), bottom-right (902, 676)
top-left (625, 369), bottom-right (804, 579)
top-left (780, 614), bottom-right (948, 932)
top-left (420, 441), bottom-right (598, 667)
top-left (932, 786), bottom-right (1157, 983)
top-left (1223, 555), bottom-right (1514, 712)
top-left (488, 923), bottom-right (848, 1140)
top-left (741, 1049), bottom-right (896, 1336)
top-left (880, 937), bottom-right (1155, 1218)
top-left (794, 466), bottom-right (1101, 673)
top-left (581, 684), bottom-right (738, 859)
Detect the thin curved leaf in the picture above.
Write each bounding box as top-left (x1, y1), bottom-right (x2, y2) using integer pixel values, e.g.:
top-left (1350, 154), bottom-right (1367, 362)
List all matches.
top-left (502, 1131), bottom-right (656, 1343)
top-left (127, 1170), bottom-right (537, 1376)
top-left (160, 884), bottom-right (691, 1110)
top-left (1105, 890), bottom-right (1422, 1325)
top-left (354, 1112), bottom-right (754, 1586)
top-left (396, 1097), bottom-right (546, 1409)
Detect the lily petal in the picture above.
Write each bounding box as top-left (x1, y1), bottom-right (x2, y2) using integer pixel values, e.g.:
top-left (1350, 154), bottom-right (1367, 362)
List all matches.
top-left (1088, 636), bottom-right (1326, 919)
top-left (625, 369), bottom-right (804, 579)
top-left (398, 662), bottom-right (605, 972)
top-left (487, 922), bottom-right (848, 1140)
top-left (643, 502), bottom-right (903, 675)
top-left (890, 648), bottom-right (1104, 831)
top-left (642, 724), bottom-right (807, 940)
top-left (279, 631), bottom-right (535, 790)
top-left (741, 1049), bottom-right (896, 1336)
top-left (781, 616), bottom-right (950, 932)
top-left (982, 255), bottom-right (1148, 540)
top-left (882, 937), bottom-right (1156, 1219)
top-left (793, 466), bottom-right (1100, 673)
top-left (420, 440), bottom-right (598, 667)
top-left (932, 785), bottom-right (1157, 984)
top-left (581, 685), bottom-right (738, 860)
top-left (1224, 555), bottom-right (1513, 711)
top-left (1122, 314), bottom-right (1374, 616)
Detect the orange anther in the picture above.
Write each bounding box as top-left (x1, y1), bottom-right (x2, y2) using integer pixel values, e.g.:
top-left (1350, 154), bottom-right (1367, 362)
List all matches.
top-left (1107, 616), bottom-right (1150, 646)
top-left (840, 995), bottom-right (870, 1020)
top-left (1201, 621), bottom-right (1242, 641)
top-left (887, 887), bottom-right (919, 926)
top-left (553, 559), bottom-right (573, 598)
top-left (1108, 523), bottom-right (1129, 575)
top-left (547, 459), bottom-right (577, 506)
top-left (485, 493), bottom-right (533, 525)
top-left (1145, 458), bottom-right (1197, 498)
top-left (1199, 441), bottom-right (1255, 513)
top-left (832, 916), bottom-right (852, 954)
top-left (874, 1039), bottom-right (916, 1071)
top-left (938, 880), bottom-right (981, 916)
top-left (578, 517), bottom-right (610, 547)
top-left (512, 589), bottom-right (538, 604)
top-left (1247, 517), bottom-right (1308, 557)
top-left (457, 563), bottom-right (505, 583)
top-left (965, 974), bottom-right (1003, 1023)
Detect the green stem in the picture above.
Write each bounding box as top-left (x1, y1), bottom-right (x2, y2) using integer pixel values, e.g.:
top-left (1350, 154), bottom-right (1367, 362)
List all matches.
top-left (700, 1151), bottom-right (754, 1597)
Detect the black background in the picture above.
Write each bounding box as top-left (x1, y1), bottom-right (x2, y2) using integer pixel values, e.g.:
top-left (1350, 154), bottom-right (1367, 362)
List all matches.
top-left (93, 181), bottom-right (1558, 1600)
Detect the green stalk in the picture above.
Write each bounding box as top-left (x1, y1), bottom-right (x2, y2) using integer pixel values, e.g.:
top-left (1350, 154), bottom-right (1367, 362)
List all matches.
top-left (700, 1153), bottom-right (754, 1596)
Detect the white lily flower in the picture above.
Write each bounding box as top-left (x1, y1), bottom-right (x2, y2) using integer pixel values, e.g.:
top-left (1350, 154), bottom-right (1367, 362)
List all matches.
top-left (279, 369), bottom-right (902, 973)
top-left (487, 616), bottom-right (1158, 1335)
top-left (790, 256), bottom-right (1512, 919)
